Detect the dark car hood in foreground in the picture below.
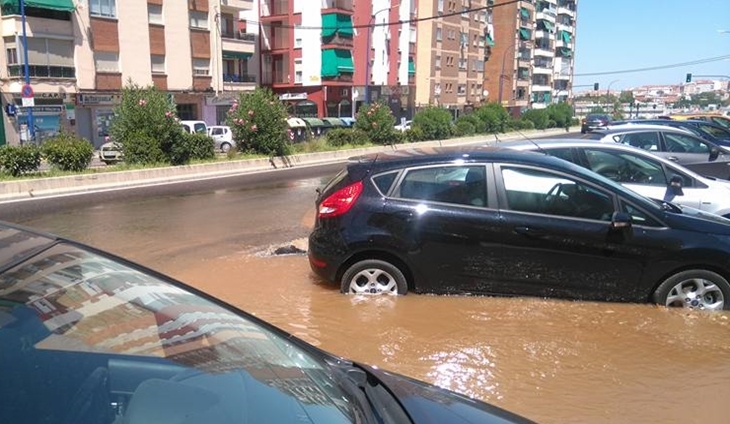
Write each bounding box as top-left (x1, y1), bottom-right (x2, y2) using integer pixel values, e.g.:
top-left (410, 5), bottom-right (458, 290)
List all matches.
top-left (362, 365), bottom-right (536, 424)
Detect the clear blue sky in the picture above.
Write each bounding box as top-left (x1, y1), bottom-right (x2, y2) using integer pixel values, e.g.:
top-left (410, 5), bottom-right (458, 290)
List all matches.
top-left (574, 0), bottom-right (730, 91)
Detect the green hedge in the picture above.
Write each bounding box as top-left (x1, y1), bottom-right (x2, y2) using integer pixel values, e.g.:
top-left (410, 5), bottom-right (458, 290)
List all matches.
top-left (0, 145), bottom-right (42, 177)
top-left (42, 132), bottom-right (94, 172)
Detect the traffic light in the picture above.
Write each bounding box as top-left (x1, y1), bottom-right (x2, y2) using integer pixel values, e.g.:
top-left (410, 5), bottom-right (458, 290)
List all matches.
top-left (593, 82), bottom-right (599, 91)
top-left (686, 73), bottom-right (692, 83)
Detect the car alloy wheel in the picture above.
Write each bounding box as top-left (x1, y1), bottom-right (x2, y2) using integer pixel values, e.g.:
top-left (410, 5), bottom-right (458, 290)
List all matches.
top-left (221, 142), bottom-right (232, 153)
top-left (653, 270), bottom-right (730, 310)
top-left (341, 259), bottom-right (408, 295)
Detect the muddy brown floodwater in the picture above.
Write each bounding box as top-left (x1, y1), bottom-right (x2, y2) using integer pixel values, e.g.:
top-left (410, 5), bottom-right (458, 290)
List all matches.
top-left (9, 177), bottom-right (730, 424)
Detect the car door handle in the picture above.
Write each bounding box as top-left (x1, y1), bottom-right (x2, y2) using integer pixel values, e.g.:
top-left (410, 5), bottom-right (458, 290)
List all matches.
top-left (514, 226), bottom-right (546, 237)
top-left (667, 156), bottom-right (679, 162)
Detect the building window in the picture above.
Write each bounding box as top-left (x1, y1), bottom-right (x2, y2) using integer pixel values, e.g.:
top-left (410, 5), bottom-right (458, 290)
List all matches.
top-left (148, 4), bottom-right (163, 25)
top-left (5, 47), bottom-right (17, 65)
top-left (94, 51), bottom-right (119, 73)
top-left (458, 85), bottom-right (466, 95)
top-left (192, 58), bottom-right (209, 76)
top-left (410, 28), bottom-right (417, 43)
top-left (295, 70), bottom-right (302, 83)
top-left (151, 55), bottom-right (165, 74)
top-left (435, 55), bottom-right (441, 68)
top-left (220, 13), bottom-right (234, 37)
top-left (437, 0), bottom-right (444, 13)
top-left (189, 11), bottom-right (208, 30)
top-left (90, 0), bottom-right (116, 18)
top-left (436, 27), bottom-right (442, 41)
top-left (294, 25), bottom-right (303, 48)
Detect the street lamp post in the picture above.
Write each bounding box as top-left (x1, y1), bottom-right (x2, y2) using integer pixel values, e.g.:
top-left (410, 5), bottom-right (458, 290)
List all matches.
top-left (20, 0), bottom-right (35, 142)
top-left (497, 42), bottom-right (517, 105)
top-left (364, 4), bottom-right (398, 105)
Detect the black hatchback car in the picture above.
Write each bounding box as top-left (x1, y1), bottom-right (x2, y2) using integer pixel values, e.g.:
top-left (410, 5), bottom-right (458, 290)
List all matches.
top-left (308, 146), bottom-right (730, 310)
top-left (0, 221), bottom-right (533, 424)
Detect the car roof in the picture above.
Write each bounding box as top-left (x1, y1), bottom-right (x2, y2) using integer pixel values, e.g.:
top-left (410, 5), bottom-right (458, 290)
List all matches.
top-left (598, 124), bottom-right (693, 134)
top-left (500, 138), bottom-right (709, 178)
top-left (347, 144), bottom-right (614, 180)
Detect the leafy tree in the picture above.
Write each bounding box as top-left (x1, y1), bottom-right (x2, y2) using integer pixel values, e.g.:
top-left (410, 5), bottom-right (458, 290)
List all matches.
top-left (590, 106), bottom-right (607, 114)
top-left (412, 107), bottom-right (454, 140)
top-left (226, 88), bottom-right (290, 156)
top-left (473, 103), bottom-right (510, 133)
top-left (619, 91), bottom-right (634, 104)
top-left (521, 109), bottom-right (550, 129)
top-left (546, 102), bottom-right (574, 128)
top-left (110, 80), bottom-right (183, 165)
top-left (354, 102), bottom-right (396, 145)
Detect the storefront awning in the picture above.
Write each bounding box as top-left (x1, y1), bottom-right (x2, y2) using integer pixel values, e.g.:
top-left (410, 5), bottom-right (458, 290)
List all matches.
top-left (321, 49), bottom-right (354, 77)
top-left (520, 7), bottom-right (530, 19)
top-left (321, 13), bottom-right (354, 38)
top-left (486, 33), bottom-right (495, 47)
top-left (322, 117), bottom-right (346, 127)
top-left (519, 28), bottom-right (532, 40)
top-left (560, 47), bottom-right (572, 57)
top-left (222, 51), bottom-right (252, 60)
top-left (541, 20), bottom-right (554, 32)
top-left (1, 0), bottom-right (75, 12)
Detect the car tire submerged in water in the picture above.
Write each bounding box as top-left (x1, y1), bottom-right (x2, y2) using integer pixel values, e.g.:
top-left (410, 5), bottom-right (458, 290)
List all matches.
top-left (652, 270), bottom-right (730, 310)
top-left (341, 259), bottom-right (408, 295)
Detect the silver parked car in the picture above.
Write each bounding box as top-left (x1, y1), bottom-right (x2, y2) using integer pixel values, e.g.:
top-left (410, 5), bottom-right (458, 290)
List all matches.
top-left (503, 139), bottom-right (730, 218)
top-left (584, 125), bottom-right (730, 180)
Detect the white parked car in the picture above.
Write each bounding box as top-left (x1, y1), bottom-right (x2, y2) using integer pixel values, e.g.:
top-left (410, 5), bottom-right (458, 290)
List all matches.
top-left (504, 139), bottom-right (730, 218)
top-left (207, 125), bottom-right (234, 153)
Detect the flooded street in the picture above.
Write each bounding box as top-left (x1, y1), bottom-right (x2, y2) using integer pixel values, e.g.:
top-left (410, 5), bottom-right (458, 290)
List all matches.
top-left (4, 173), bottom-right (730, 424)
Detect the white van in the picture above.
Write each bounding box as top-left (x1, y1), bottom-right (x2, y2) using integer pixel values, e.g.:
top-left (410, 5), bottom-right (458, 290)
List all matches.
top-left (180, 120), bottom-right (208, 135)
top-left (207, 125), bottom-right (234, 152)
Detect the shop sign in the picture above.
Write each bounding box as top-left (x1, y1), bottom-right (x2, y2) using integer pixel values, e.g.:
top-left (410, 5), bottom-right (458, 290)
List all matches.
top-left (77, 94), bottom-right (121, 106)
top-left (18, 106), bottom-right (64, 114)
top-left (12, 92), bottom-right (67, 100)
top-left (279, 93), bottom-right (308, 101)
top-left (205, 95), bottom-right (238, 106)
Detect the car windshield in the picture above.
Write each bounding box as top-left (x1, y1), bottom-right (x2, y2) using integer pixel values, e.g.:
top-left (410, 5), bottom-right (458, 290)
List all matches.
top-left (0, 240), bottom-right (361, 423)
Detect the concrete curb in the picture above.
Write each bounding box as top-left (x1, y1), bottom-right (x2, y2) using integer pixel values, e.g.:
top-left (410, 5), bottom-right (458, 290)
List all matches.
top-left (0, 128), bottom-right (572, 202)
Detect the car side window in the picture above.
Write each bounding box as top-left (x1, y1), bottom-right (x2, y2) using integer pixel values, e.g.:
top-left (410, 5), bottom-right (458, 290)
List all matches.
top-left (620, 201), bottom-right (662, 227)
top-left (663, 133), bottom-right (710, 153)
top-left (194, 123), bottom-right (207, 134)
top-left (545, 147), bottom-right (574, 162)
top-left (500, 167), bottom-right (614, 221)
top-left (372, 171), bottom-right (399, 195)
top-left (397, 165), bottom-right (487, 207)
top-left (618, 132), bottom-right (660, 151)
top-left (583, 149), bottom-right (668, 186)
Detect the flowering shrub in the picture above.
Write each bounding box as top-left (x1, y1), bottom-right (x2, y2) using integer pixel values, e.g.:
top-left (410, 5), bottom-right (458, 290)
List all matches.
top-left (412, 107), bottom-right (454, 140)
top-left (354, 102), bottom-right (396, 145)
top-left (110, 80), bottom-right (186, 165)
top-left (226, 88), bottom-right (290, 156)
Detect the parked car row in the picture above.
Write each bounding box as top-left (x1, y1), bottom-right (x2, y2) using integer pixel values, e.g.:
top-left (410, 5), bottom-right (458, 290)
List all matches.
top-left (309, 142), bottom-right (730, 311)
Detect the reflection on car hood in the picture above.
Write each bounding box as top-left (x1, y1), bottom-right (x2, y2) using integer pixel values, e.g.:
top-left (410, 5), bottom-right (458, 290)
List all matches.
top-left (362, 365), bottom-right (536, 424)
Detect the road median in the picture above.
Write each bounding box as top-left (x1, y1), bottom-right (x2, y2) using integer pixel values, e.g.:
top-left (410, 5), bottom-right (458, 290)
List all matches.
top-left (0, 128), bottom-right (571, 202)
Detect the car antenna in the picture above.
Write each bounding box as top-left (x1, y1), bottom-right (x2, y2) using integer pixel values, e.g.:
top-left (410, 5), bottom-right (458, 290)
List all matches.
top-left (516, 129), bottom-right (549, 155)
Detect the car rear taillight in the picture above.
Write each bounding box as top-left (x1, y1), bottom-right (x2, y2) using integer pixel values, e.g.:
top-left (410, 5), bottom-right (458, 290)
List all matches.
top-left (318, 181), bottom-right (363, 218)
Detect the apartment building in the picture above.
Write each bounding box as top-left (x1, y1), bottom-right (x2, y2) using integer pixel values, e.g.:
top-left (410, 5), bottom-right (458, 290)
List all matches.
top-left (482, 0), bottom-right (577, 116)
top-left (0, 0), bottom-right (257, 147)
top-left (415, 0), bottom-right (490, 115)
top-left (259, 0), bottom-right (416, 120)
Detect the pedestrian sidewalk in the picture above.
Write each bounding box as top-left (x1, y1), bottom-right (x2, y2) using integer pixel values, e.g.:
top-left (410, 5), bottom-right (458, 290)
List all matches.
top-left (0, 128), bottom-right (572, 202)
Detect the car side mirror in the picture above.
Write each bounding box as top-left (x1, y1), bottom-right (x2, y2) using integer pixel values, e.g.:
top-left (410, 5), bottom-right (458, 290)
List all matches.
top-left (663, 175), bottom-right (684, 201)
top-left (610, 211), bottom-right (633, 231)
top-left (709, 147), bottom-right (720, 162)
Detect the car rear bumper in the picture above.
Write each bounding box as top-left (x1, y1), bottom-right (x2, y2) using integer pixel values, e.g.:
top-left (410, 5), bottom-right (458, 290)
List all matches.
top-left (307, 231), bottom-right (345, 284)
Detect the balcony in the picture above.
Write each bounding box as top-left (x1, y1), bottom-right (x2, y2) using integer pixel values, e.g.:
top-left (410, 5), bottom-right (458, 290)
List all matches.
top-left (220, 0), bottom-right (254, 11)
top-left (1, 14), bottom-right (73, 38)
top-left (533, 63), bottom-right (552, 74)
top-left (7, 65), bottom-right (75, 79)
top-left (261, 0), bottom-right (289, 17)
top-left (533, 47), bottom-right (554, 58)
top-left (262, 26), bottom-right (290, 51)
top-left (322, 0), bottom-right (353, 13)
top-left (223, 74), bottom-right (256, 83)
